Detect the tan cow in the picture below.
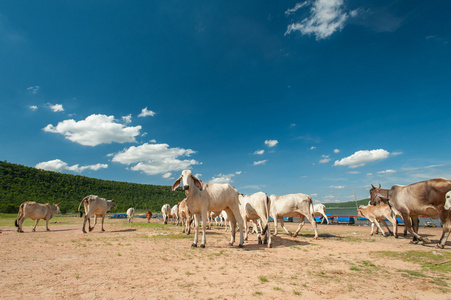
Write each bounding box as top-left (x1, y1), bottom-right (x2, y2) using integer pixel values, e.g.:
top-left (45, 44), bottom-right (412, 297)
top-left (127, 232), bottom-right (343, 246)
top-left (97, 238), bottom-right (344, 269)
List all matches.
top-left (178, 198), bottom-right (192, 234)
top-left (15, 202), bottom-right (61, 232)
top-left (358, 204), bottom-right (397, 237)
top-left (145, 210), bottom-right (153, 223)
top-left (172, 170), bottom-right (244, 248)
top-left (78, 195), bottom-right (116, 233)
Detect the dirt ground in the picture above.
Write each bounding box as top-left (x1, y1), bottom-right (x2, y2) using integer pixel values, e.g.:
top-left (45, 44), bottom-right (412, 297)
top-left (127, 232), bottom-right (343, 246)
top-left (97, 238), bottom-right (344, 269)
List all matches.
top-left (1, 216), bottom-right (450, 300)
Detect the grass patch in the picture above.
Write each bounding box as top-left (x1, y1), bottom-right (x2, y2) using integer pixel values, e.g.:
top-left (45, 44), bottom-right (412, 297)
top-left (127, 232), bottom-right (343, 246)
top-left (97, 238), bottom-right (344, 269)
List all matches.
top-left (375, 250), bottom-right (451, 273)
top-left (258, 276), bottom-right (268, 283)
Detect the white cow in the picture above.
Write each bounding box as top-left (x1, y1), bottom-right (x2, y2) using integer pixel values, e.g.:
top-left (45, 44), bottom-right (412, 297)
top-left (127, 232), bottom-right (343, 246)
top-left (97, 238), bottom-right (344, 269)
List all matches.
top-left (170, 204), bottom-right (179, 225)
top-left (446, 191), bottom-right (451, 210)
top-left (172, 170), bottom-right (244, 248)
top-left (270, 193), bottom-right (318, 239)
top-left (161, 204), bottom-right (171, 224)
top-left (220, 210), bottom-right (229, 231)
top-left (126, 207), bottom-right (135, 223)
top-left (313, 204), bottom-right (330, 225)
top-left (239, 192), bottom-right (272, 248)
top-left (15, 202), bottom-right (61, 233)
top-left (78, 195), bottom-right (116, 233)
top-left (178, 198), bottom-right (192, 234)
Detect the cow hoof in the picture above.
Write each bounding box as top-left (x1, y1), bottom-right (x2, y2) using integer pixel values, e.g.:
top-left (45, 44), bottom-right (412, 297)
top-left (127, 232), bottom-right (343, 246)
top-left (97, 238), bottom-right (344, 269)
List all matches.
top-left (394, 235), bottom-right (398, 239)
top-left (410, 240), bottom-right (419, 245)
top-left (258, 238), bottom-right (262, 244)
top-left (191, 243), bottom-right (197, 248)
top-left (292, 233), bottom-right (298, 238)
top-left (423, 237), bottom-right (430, 243)
top-left (435, 244), bottom-right (444, 249)
top-left (89, 228), bottom-right (94, 232)
top-left (200, 244), bottom-right (205, 248)
top-left (228, 243), bottom-right (234, 247)
top-left (238, 244), bottom-right (244, 248)
top-left (268, 243), bottom-right (273, 248)
top-left (82, 230), bottom-right (87, 233)
top-left (383, 233), bottom-right (389, 237)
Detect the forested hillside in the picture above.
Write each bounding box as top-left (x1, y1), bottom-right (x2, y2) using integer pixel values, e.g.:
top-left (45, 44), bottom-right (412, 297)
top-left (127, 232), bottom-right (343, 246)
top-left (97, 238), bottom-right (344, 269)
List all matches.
top-left (0, 161), bottom-right (185, 214)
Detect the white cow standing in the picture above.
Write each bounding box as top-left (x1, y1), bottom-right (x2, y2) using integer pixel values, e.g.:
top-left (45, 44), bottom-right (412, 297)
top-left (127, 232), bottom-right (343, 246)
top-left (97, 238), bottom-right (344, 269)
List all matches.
top-left (161, 204), bottom-right (171, 224)
top-left (78, 195), bottom-right (117, 233)
top-left (170, 204), bottom-right (179, 225)
top-left (312, 204), bottom-right (330, 225)
top-left (126, 207), bottom-right (135, 223)
top-left (15, 202), bottom-right (61, 232)
top-left (239, 192), bottom-right (272, 248)
top-left (270, 193), bottom-right (318, 239)
top-left (172, 170), bottom-right (244, 248)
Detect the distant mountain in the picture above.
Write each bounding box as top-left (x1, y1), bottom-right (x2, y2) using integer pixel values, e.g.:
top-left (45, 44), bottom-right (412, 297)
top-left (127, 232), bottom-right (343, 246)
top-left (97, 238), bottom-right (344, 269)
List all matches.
top-left (0, 161), bottom-right (185, 214)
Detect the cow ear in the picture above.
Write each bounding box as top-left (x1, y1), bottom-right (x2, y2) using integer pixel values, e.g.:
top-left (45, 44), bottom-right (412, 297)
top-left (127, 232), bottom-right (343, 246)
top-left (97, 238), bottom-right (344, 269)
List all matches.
top-left (191, 175), bottom-right (203, 191)
top-left (172, 176), bottom-right (182, 191)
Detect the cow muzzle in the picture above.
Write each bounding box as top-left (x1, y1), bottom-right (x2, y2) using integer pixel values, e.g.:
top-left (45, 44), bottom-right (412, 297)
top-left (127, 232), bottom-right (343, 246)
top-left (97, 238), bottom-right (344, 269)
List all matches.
top-left (183, 185), bottom-right (190, 191)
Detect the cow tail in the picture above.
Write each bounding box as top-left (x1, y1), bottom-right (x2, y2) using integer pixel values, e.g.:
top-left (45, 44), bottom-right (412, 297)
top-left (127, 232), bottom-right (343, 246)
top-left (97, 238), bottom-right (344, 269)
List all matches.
top-left (78, 197), bottom-right (87, 218)
top-left (262, 195), bottom-right (271, 235)
top-left (310, 201), bottom-right (315, 220)
top-left (15, 203), bottom-right (25, 227)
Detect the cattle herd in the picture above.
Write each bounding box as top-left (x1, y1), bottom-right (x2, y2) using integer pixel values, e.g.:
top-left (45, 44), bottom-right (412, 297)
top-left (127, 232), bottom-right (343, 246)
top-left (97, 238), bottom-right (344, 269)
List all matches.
top-left (13, 170), bottom-right (451, 249)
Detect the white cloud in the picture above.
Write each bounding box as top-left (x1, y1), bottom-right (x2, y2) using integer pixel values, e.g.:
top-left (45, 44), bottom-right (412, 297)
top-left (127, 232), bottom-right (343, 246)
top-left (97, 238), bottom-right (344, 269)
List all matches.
top-left (138, 107), bottom-right (156, 117)
top-left (209, 171), bottom-right (241, 184)
top-left (253, 160), bottom-right (267, 166)
top-left (29, 105), bottom-right (38, 111)
top-left (377, 169), bottom-right (396, 174)
top-left (43, 114), bottom-right (141, 146)
top-left (162, 172), bottom-right (172, 179)
top-left (319, 155), bottom-right (330, 163)
top-left (334, 149), bottom-right (340, 153)
top-left (122, 114), bottom-right (132, 124)
top-left (27, 86), bottom-right (40, 94)
top-left (112, 143), bottom-right (200, 176)
top-left (285, 2), bottom-right (310, 15)
top-left (49, 103), bottom-right (64, 112)
top-left (330, 185), bottom-right (345, 189)
top-left (254, 149), bottom-right (265, 155)
top-left (285, 0), bottom-right (350, 40)
top-left (310, 146), bottom-right (316, 150)
top-left (35, 159), bottom-right (108, 173)
top-left (265, 140), bottom-right (278, 147)
top-left (334, 149), bottom-right (390, 168)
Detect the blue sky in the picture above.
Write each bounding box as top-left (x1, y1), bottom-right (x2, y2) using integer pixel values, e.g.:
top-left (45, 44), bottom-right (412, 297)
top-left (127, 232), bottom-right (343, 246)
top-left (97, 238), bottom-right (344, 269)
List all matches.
top-left (1, 1), bottom-right (451, 203)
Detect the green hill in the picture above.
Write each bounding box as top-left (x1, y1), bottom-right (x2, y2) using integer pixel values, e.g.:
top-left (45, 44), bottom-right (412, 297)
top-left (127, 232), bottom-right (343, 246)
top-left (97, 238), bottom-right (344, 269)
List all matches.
top-left (0, 161), bottom-right (185, 214)
top-left (324, 198), bottom-right (370, 208)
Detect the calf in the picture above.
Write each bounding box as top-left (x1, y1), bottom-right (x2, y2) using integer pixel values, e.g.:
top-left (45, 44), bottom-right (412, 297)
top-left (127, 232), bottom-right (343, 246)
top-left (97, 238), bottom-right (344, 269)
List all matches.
top-left (78, 195), bottom-right (116, 233)
top-left (178, 198), bottom-right (192, 234)
top-left (357, 204), bottom-right (397, 237)
top-left (15, 202), bottom-right (61, 232)
top-left (161, 204), bottom-right (171, 224)
top-left (145, 210), bottom-right (153, 223)
top-left (239, 192), bottom-right (272, 247)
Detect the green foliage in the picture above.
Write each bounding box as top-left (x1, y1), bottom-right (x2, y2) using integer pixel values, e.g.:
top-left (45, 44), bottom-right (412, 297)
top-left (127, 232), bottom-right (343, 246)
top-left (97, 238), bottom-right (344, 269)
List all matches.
top-left (0, 161), bottom-right (185, 214)
top-left (375, 250), bottom-right (451, 273)
top-left (324, 198), bottom-right (369, 208)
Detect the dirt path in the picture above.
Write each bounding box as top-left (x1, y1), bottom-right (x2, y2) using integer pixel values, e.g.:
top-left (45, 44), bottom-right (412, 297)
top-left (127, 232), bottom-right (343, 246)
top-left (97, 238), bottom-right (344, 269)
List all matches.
top-left (0, 218), bottom-right (450, 299)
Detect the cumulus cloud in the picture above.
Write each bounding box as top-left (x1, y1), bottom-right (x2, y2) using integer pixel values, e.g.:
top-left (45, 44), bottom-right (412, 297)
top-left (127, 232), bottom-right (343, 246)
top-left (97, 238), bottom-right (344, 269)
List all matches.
top-left (319, 155), bottom-right (331, 164)
top-left (254, 149), bottom-right (265, 155)
top-left (29, 105), bottom-right (38, 111)
top-left (49, 103), bottom-right (64, 112)
top-left (35, 159), bottom-right (108, 173)
top-left (265, 140), bottom-right (278, 147)
top-left (285, 0), bottom-right (355, 40)
top-left (122, 114), bottom-right (132, 124)
top-left (112, 143), bottom-right (200, 176)
top-left (334, 149), bottom-right (340, 153)
top-left (43, 114), bottom-right (142, 146)
top-left (138, 107), bottom-right (156, 117)
top-left (334, 149), bottom-right (390, 168)
top-left (253, 160), bottom-right (267, 166)
top-left (210, 171), bottom-right (241, 184)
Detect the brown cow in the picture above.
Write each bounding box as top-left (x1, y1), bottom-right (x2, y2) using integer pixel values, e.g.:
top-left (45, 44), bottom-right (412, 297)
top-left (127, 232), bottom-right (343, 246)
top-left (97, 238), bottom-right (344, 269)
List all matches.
top-left (370, 178), bottom-right (451, 248)
top-left (78, 195), bottom-right (116, 233)
top-left (145, 210), bottom-right (153, 223)
top-left (15, 202), bottom-right (61, 232)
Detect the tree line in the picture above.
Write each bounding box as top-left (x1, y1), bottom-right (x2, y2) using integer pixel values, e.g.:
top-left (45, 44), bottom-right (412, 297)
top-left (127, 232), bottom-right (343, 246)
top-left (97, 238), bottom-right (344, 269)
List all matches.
top-left (0, 161), bottom-right (185, 214)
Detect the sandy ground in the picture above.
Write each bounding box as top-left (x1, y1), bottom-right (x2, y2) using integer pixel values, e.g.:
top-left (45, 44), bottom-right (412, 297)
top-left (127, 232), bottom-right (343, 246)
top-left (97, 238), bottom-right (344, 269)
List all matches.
top-left (0, 217), bottom-right (450, 300)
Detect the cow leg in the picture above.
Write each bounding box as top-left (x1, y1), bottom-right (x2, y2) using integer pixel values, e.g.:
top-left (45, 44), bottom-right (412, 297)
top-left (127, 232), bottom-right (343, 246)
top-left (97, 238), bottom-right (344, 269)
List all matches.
top-left (101, 215), bottom-right (106, 232)
top-left (437, 215), bottom-right (451, 249)
top-left (403, 213), bottom-right (427, 244)
top-left (244, 218), bottom-right (249, 241)
top-left (192, 214), bottom-right (200, 247)
top-left (262, 219), bottom-right (272, 248)
top-left (370, 222), bottom-right (375, 235)
top-left (278, 218), bottom-right (292, 236)
top-left (82, 215), bottom-right (89, 233)
top-left (17, 216), bottom-right (25, 233)
top-left (32, 219), bottom-right (40, 232)
top-left (227, 211), bottom-right (237, 246)
top-left (273, 215), bottom-right (279, 236)
top-left (373, 219), bottom-right (387, 236)
top-left (45, 218), bottom-right (51, 231)
top-left (322, 212), bottom-right (330, 225)
top-left (200, 209), bottom-right (209, 248)
top-left (293, 215), bottom-right (305, 237)
top-left (89, 215), bottom-right (98, 232)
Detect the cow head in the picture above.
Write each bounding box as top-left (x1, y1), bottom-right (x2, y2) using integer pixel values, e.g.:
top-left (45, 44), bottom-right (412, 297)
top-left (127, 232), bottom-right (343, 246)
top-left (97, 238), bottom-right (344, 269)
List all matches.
top-left (369, 184), bottom-right (382, 205)
top-left (172, 170), bottom-right (203, 192)
top-left (54, 203), bottom-right (62, 214)
top-left (445, 190), bottom-right (451, 210)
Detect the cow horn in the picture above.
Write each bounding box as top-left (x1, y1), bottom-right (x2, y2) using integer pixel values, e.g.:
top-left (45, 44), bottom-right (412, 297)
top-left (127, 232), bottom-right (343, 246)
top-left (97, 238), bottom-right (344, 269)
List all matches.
top-left (378, 183), bottom-right (381, 189)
